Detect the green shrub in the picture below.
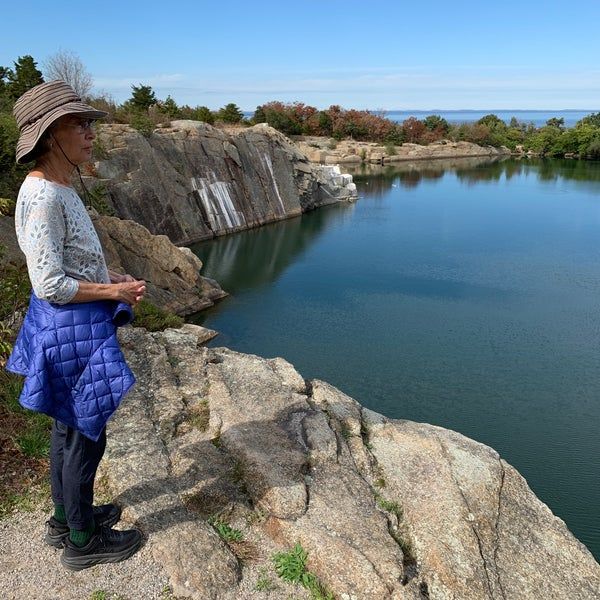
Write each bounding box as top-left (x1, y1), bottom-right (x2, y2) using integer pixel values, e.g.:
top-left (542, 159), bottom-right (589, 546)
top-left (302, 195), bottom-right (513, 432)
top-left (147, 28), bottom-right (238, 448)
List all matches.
top-left (216, 103), bottom-right (244, 124)
top-left (92, 136), bottom-right (109, 160)
top-left (0, 244), bottom-right (31, 364)
top-left (385, 142), bottom-right (397, 156)
top-left (130, 112), bottom-right (154, 136)
top-left (87, 183), bottom-right (115, 216)
top-left (586, 137), bottom-right (600, 159)
top-left (0, 197), bottom-right (15, 216)
top-left (132, 299), bottom-right (184, 331)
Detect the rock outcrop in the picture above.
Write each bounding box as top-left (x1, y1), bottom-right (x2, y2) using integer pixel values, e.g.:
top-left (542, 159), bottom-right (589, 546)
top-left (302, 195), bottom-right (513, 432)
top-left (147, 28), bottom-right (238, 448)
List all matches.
top-left (88, 122), bottom-right (357, 246)
top-left (296, 136), bottom-right (511, 165)
top-left (92, 214), bottom-right (226, 316)
top-left (0, 214), bottom-right (225, 316)
top-left (101, 325), bottom-right (600, 600)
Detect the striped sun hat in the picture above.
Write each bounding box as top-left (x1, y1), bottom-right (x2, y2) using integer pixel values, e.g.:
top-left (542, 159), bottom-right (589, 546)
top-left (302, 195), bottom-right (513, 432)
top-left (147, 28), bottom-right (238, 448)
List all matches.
top-left (13, 80), bottom-right (108, 164)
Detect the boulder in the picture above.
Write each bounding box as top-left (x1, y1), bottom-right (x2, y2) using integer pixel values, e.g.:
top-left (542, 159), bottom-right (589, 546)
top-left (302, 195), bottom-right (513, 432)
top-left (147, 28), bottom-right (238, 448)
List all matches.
top-left (92, 214), bottom-right (226, 316)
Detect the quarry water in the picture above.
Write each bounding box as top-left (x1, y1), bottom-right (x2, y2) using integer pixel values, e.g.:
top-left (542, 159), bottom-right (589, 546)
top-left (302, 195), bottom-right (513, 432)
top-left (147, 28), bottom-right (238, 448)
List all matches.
top-left (189, 157), bottom-right (600, 560)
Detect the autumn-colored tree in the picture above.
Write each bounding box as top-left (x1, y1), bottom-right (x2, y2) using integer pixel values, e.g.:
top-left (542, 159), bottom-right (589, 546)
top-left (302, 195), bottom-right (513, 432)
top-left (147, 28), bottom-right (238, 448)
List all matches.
top-left (402, 117), bottom-right (427, 143)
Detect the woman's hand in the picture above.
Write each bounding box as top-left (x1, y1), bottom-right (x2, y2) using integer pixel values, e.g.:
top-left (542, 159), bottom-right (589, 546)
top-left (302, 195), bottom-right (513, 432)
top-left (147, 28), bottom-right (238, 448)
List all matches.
top-left (112, 280), bottom-right (146, 306)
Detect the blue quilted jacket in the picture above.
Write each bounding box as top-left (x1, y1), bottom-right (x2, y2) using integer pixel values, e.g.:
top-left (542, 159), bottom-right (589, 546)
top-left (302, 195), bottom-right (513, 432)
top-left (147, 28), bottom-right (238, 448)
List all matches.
top-left (5, 292), bottom-right (136, 442)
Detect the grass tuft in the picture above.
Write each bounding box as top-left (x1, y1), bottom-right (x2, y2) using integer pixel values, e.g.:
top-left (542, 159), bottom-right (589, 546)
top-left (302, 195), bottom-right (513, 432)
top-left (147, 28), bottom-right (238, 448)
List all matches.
top-left (272, 542), bottom-right (334, 600)
top-left (187, 400), bottom-right (209, 431)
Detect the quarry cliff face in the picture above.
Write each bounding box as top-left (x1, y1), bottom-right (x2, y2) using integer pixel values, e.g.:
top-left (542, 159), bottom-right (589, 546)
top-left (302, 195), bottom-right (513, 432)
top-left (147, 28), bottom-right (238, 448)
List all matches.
top-left (88, 121), bottom-right (357, 246)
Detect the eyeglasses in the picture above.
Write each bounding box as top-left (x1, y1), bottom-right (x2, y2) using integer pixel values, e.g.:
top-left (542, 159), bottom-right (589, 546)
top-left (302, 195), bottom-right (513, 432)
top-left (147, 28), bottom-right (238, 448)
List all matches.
top-left (69, 119), bottom-right (96, 134)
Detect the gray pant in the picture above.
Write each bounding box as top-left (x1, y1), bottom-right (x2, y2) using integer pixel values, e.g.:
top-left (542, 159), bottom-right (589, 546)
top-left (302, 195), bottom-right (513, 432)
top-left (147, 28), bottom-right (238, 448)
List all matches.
top-left (50, 420), bottom-right (107, 529)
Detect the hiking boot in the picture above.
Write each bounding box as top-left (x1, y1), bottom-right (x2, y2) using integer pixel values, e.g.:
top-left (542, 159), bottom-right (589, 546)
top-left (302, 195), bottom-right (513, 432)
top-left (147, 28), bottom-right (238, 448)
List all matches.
top-left (60, 526), bottom-right (143, 571)
top-left (45, 504), bottom-right (122, 548)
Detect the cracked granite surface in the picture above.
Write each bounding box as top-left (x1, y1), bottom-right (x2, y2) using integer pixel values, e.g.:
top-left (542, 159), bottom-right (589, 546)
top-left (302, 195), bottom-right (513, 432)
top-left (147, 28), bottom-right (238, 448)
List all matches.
top-left (97, 325), bottom-right (600, 600)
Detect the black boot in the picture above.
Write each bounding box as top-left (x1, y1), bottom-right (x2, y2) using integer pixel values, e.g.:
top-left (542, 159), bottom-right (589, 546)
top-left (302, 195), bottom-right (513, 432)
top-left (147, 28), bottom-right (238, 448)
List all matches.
top-left (60, 526), bottom-right (142, 571)
top-left (45, 504), bottom-right (122, 548)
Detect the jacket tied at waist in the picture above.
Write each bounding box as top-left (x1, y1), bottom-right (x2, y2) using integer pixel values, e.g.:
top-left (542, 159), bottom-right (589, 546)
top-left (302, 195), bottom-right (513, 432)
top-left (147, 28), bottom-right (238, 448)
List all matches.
top-left (5, 292), bottom-right (136, 441)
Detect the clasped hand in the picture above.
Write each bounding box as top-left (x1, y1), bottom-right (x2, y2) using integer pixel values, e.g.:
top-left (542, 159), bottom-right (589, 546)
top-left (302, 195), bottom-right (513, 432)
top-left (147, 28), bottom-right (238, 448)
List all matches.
top-left (113, 276), bottom-right (146, 306)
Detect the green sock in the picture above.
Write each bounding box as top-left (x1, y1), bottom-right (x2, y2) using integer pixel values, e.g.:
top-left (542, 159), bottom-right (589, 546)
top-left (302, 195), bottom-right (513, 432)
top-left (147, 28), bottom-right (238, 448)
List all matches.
top-left (53, 504), bottom-right (67, 524)
top-left (69, 522), bottom-right (96, 547)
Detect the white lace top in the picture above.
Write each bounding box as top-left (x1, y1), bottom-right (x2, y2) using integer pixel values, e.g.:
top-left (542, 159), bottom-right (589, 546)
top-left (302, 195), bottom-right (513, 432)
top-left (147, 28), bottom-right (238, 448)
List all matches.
top-left (14, 176), bottom-right (110, 305)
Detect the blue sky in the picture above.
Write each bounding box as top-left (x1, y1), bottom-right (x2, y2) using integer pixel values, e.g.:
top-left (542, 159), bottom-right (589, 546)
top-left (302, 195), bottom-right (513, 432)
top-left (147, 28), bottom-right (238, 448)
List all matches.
top-left (2, 0), bottom-right (599, 111)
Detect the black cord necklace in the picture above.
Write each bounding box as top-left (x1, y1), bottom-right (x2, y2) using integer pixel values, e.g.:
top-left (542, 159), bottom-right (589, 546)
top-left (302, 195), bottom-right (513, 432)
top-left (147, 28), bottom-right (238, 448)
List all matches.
top-left (52, 137), bottom-right (93, 209)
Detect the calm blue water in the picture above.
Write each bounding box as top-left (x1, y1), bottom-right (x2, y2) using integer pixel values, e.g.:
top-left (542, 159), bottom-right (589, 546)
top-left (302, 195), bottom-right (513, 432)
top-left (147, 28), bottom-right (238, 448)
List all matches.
top-left (189, 157), bottom-right (600, 560)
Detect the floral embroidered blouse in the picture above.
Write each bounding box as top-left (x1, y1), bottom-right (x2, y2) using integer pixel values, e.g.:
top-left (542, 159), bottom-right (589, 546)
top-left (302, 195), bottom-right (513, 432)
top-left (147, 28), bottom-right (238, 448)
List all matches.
top-left (14, 176), bottom-right (110, 304)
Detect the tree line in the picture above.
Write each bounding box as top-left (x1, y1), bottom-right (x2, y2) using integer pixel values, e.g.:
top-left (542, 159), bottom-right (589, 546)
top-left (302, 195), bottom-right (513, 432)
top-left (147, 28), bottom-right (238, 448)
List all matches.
top-left (2, 53), bottom-right (600, 200)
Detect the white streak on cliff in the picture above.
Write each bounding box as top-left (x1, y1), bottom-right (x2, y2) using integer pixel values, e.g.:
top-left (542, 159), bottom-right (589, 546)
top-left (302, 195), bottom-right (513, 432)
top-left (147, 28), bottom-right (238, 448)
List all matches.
top-left (191, 177), bottom-right (246, 230)
top-left (262, 153), bottom-right (286, 216)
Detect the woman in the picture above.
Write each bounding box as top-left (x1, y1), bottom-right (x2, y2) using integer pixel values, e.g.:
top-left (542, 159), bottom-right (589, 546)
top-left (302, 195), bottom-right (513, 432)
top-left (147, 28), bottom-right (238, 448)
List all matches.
top-left (6, 80), bottom-right (146, 570)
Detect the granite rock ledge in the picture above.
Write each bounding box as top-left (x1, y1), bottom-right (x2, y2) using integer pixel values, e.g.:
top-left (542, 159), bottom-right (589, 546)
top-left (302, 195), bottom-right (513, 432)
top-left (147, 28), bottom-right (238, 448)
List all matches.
top-left (101, 325), bottom-right (600, 600)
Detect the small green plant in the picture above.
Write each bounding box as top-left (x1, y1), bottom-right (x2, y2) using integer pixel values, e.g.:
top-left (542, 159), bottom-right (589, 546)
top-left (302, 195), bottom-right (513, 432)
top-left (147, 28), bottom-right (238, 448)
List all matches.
top-left (327, 139), bottom-right (338, 150)
top-left (208, 515), bottom-right (244, 542)
top-left (359, 148), bottom-right (367, 161)
top-left (86, 183), bottom-right (116, 216)
top-left (133, 299), bottom-right (184, 332)
top-left (88, 593), bottom-right (126, 600)
top-left (160, 584), bottom-right (176, 599)
top-left (385, 142), bottom-right (397, 156)
top-left (255, 567), bottom-right (277, 592)
top-left (187, 400), bottom-right (209, 431)
top-left (339, 422), bottom-right (352, 440)
top-left (130, 112), bottom-right (154, 137)
top-left (272, 543), bottom-right (333, 600)
top-left (92, 136), bottom-right (109, 160)
top-left (374, 492), bottom-right (403, 520)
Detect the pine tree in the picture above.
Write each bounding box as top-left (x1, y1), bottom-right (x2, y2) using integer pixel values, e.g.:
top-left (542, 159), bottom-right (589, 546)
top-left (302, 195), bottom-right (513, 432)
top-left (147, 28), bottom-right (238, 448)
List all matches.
top-left (161, 95), bottom-right (180, 118)
top-left (6, 56), bottom-right (44, 100)
top-left (129, 84), bottom-right (157, 111)
top-left (217, 103), bottom-right (243, 124)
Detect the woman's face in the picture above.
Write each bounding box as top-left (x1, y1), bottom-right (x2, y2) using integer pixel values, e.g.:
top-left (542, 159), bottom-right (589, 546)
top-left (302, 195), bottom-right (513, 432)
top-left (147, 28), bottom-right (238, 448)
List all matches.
top-left (48, 115), bottom-right (96, 165)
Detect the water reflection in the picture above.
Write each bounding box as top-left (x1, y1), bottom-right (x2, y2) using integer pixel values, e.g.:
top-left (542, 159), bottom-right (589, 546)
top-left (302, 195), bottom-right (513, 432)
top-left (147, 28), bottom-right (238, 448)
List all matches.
top-left (189, 201), bottom-right (356, 296)
top-left (345, 157), bottom-right (600, 195)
